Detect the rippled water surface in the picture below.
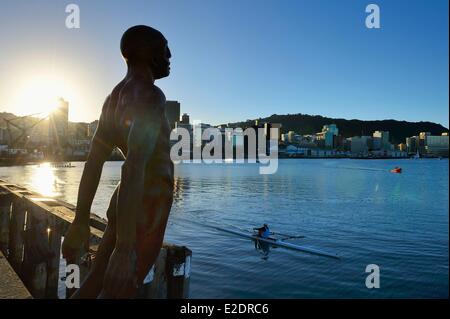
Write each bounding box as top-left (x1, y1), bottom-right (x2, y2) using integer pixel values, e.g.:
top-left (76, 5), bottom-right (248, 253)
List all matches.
top-left (1, 159), bottom-right (448, 298)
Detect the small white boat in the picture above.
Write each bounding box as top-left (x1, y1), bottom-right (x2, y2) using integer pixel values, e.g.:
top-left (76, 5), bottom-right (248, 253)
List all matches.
top-left (215, 226), bottom-right (340, 259)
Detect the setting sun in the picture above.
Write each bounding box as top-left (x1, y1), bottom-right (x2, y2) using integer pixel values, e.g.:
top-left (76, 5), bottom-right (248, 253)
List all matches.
top-left (12, 74), bottom-right (69, 117)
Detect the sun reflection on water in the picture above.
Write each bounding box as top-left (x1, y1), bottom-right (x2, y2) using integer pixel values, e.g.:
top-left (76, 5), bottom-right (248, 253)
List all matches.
top-left (29, 162), bottom-right (61, 197)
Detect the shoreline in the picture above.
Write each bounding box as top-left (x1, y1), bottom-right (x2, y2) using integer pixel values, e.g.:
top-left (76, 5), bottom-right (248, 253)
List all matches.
top-left (0, 156), bottom-right (446, 167)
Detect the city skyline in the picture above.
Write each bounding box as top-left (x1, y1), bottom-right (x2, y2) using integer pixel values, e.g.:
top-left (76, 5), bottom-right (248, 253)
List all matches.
top-left (0, 0), bottom-right (448, 127)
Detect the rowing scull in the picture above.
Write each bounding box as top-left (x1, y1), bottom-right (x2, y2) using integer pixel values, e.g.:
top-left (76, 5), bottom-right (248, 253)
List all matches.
top-left (215, 226), bottom-right (340, 259)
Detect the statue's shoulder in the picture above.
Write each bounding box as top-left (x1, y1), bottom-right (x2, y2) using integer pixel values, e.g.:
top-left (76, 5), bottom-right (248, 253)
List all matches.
top-left (145, 84), bottom-right (166, 105)
top-left (121, 79), bottom-right (166, 107)
top-left (117, 82), bottom-right (165, 124)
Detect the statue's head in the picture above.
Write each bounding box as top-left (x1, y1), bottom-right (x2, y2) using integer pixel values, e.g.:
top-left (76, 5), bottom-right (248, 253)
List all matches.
top-left (120, 25), bottom-right (171, 79)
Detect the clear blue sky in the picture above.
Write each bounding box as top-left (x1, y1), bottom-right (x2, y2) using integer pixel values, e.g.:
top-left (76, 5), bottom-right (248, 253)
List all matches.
top-left (0, 0), bottom-right (448, 127)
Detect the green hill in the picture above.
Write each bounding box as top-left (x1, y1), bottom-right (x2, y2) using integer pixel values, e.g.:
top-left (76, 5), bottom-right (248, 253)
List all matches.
top-left (226, 114), bottom-right (449, 144)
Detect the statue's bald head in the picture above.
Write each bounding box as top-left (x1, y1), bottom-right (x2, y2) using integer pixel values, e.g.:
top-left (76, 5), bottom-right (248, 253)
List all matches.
top-left (120, 25), bottom-right (171, 78)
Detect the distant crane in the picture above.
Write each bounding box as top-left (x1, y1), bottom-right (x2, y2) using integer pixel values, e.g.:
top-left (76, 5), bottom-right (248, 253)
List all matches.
top-left (2, 112), bottom-right (48, 149)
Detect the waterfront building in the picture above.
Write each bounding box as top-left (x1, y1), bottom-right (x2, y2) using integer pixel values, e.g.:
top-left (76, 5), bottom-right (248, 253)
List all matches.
top-left (65, 138), bottom-right (91, 158)
top-left (316, 124), bottom-right (339, 149)
top-left (181, 113), bottom-right (190, 124)
top-left (69, 122), bottom-right (89, 140)
top-left (28, 120), bottom-right (49, 145)
top-left (334, 135), bottom-right (346, 151)
top-left (284, 144), bottom-right (300, 154)
top-left (388, 150), bottom-right (408, 158)
top-left (372, 137), bottom-right (381, 150)
top-left (298, 135), bottom-right (316, 148)
top-left (425, 133), bottom-right (449, 157)
top-left (0, 128), bottom-right (7, 144)
top-left (88, 120), bottom-right (99, 138)
top-left (398, 143), bottom-right (407, 152)
top-left (287, 131), bottom-right (296, 143)
top-left (6, 148), bottom-right (28, 155)
top-left (343, 138), bottom-right (352, 152)
top-left (324, 124), bottom-right (339, 135)
top-left (311, 149), bottom-right (336, 157)
top-left (165, 100), bottom-right (181, 129)
top-left (419, 132), bottom-right (431, 154)
top-left (373, 131), bottom-right (391, 151)
top-left (349, 136), bottom-right (371, 156)
top-left (406, 136), bottom-right (420, 154)
top-left (48, 98), bottom-right (69, 157)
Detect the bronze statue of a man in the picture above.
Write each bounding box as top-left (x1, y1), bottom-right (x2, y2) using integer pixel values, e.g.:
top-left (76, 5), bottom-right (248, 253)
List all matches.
top-left (62, 25), bottom-right (174, 298)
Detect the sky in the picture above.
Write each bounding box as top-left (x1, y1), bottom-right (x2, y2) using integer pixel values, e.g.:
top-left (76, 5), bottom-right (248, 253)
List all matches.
top-left (0, 0), bottom-right (448, 127)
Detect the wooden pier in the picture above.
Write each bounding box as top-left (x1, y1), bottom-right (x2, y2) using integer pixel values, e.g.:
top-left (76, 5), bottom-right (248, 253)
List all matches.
top-left (0, 179), bottom-right (191, 299)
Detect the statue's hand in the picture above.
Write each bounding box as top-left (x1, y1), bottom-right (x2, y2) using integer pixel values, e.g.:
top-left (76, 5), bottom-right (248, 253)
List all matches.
top-left (62, 222), bottom-right (90, 260)
top-left (100, 246), bottom-right (138, 298)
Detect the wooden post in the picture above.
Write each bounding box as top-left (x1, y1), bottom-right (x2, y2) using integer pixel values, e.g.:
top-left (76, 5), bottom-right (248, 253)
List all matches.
top-left (166, 245), bottom-right (192, 299)
top-left (8, 197), bottom-right (26, 273)
top-left (22, 207), bottom-right (49, 299)
top-left (29, 263), bottom-right (47, 299)
top-left (46, 217), bottom-right (62, 299)
top-left (0, 193), bottom-right (12, 256)
top-left (138, 248), bottom-right (168, 299)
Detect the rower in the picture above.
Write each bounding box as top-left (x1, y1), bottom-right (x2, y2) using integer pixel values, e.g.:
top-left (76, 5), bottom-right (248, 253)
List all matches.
top-left (253, 224), bottom-right (270, 238)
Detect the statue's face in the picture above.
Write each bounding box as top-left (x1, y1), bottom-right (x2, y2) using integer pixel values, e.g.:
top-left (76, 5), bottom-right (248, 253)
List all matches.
top-left (152, 39), bottom-right (171, 79)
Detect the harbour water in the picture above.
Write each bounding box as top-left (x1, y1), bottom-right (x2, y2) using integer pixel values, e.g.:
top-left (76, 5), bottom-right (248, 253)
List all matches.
top-left (0, 159), bottom-right (448, 298)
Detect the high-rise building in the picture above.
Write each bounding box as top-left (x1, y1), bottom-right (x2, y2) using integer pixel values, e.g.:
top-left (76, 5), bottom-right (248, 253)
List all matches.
top-left (165, 100), bottom-right (181, 129)
top-left (88, 120), bottom-right (99, 138)
top-left (316, 124), bottom-right (339, 148)
top-left (372, 131), bottom-right (391, 151)
top-left (349, 136), bottom-right (371, 155)
top-left (398, 143), bottom-right (407, 152)
top-left (425, 133), bottom-right (449, 157)
top-left (48, 98), bottom-right (69, 155)
top-left (181, 113), bottom-right (190, 125)
top-left (69, 122), bottom-right (89, 140)
top-left (324, 124), bottom-right (338, 135)
top-left (406, 136), bottom-right (419, 154)
top-left (419, 132), bottom-right (431, 154)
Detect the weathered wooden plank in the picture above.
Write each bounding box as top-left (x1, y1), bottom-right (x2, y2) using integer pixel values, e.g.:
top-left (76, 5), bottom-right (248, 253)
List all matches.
top-left (8, 197), bottom-right (26, 273)
top-left (22, 208), bottom-right (50, 298)
top-left (22, 199), bottom-right (104, 241)
top-left (166, 245), bottom-right (192, 299)
top-left (46, 217), bottom-right (63, 298)
top-left (0, 180), bottom-right (191, 299)
top-left (0, 251), bottom-right (32, 299)
top-left (0, 193), bottom-right (12, 256)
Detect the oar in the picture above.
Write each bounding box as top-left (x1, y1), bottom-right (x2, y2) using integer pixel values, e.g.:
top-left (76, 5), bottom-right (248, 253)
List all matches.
top-left (271, 232), bottom-right (305, 240)
top-left (281, 235), bottom-right (306, 240)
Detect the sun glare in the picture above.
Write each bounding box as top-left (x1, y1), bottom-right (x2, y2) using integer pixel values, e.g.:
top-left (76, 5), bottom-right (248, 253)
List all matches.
top-left (30, 162), bottom-right (60, 197)
top-left (13, 75), bottom-right (69, 117)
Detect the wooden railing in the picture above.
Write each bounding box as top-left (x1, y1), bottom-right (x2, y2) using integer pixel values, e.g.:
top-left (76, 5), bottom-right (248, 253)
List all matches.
top-left (0, 179), bottom-right (191, 299)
